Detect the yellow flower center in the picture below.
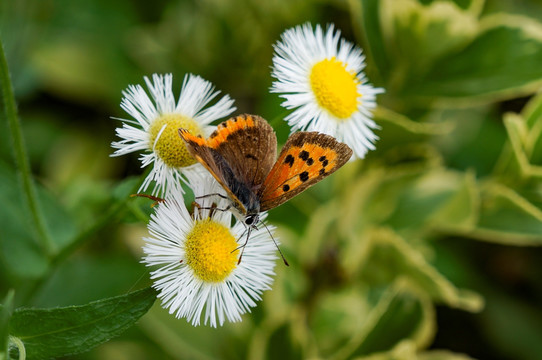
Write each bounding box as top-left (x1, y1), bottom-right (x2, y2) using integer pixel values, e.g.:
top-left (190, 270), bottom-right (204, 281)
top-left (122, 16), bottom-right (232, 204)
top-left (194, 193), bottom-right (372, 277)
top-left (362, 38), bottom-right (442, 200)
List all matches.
top-left (310, 57), bottom-right (360, 120)
top-left (184, 219), bottom-right (239, 282)
top-left (148, 114), bottom-right (202, 168)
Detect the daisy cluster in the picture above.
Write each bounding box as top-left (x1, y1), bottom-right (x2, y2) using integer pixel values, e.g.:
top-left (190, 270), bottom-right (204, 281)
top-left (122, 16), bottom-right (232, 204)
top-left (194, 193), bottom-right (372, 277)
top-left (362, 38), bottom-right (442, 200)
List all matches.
top-left (111, 23), bottom-right (383, 327)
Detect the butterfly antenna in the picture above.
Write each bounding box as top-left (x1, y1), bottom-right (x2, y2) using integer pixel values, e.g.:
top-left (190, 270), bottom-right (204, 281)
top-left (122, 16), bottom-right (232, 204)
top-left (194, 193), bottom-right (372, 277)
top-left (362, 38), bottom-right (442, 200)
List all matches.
top-left (262, 221), bottom-right (289, 267)
top-left (195, 193), bottom-right (228, 200)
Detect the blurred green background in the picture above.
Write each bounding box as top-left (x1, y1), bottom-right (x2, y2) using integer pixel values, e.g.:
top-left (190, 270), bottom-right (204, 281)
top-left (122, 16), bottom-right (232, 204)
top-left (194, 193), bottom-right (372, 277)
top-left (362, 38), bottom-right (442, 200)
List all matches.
top-left (1, 0), bottom-right (542, 359)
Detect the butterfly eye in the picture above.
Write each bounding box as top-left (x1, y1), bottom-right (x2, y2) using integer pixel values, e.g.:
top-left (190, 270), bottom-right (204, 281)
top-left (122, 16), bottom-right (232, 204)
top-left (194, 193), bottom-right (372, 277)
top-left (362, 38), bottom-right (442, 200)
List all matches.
top-left (245, 215), bottom-right (257, 226)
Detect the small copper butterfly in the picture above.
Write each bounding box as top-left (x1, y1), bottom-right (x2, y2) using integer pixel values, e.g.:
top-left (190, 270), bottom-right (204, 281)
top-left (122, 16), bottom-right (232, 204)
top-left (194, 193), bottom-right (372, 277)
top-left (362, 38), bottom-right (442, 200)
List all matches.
top-left (179, 113), bottom-right (352, 221)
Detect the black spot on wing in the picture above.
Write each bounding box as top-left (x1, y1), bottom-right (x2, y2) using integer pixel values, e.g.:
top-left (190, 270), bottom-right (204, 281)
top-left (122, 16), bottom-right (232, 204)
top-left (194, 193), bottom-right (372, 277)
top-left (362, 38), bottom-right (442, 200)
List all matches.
top-left (299, 150), bottom-right (309, 161)
top-left (319, 155), bottom-right (329, 167)
top-left (245, 154), bottom-right (257, 160)
top-left (282, 184), bottom-right (290, 192)
top-left (284, 154), bottom-right (294, 167)
top-left (299, 171), bottom-right (309, 182)
top-left (306, 158), bottom-right (314, 166)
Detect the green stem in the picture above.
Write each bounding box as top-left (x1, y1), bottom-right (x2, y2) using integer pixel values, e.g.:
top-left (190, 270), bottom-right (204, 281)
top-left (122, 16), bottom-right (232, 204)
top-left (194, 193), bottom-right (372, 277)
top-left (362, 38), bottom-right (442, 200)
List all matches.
top-left (22, 174), bottom-right (148, 304)
top-left (19, 203), bottom-right (129, 306)
top-left (0, 39), bottom-right (55, 257)
top-left (0, 290), bottom-right (15, 360)
top-left (54, 202), bottom-right (128, 265)
top-left (54, 171), bottom-right (152, 265)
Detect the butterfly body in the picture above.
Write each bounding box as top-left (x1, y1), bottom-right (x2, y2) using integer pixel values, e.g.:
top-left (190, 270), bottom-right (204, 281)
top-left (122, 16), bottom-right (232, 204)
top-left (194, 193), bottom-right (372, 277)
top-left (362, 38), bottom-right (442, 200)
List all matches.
top-left (179, 114), bottom-right (352, 226)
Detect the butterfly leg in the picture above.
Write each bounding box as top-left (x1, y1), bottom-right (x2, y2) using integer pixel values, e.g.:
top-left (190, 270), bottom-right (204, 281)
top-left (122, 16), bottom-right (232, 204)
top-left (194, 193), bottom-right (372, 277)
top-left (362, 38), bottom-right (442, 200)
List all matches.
top-left (194, 204), bottom-right (232, 212)
top-left (192, 201), bottom-right (232, 218)
top-left (192, 202), bottom-right (216, 218)
top-left (192, 193), bottom-right (231, 218)
top-left (130, 193), bottom-right (165, 207)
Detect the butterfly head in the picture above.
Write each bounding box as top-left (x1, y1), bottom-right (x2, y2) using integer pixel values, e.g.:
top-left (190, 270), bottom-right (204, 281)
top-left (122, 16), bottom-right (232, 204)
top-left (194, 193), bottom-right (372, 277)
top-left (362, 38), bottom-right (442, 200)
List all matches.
top-left (244, 213), bottom-right (260, 228)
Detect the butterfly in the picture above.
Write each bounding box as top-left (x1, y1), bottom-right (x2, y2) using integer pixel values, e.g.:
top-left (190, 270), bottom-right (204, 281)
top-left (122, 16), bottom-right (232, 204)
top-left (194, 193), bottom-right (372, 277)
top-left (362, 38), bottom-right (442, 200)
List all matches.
top-left (179, 114), bottom-right (352, 260)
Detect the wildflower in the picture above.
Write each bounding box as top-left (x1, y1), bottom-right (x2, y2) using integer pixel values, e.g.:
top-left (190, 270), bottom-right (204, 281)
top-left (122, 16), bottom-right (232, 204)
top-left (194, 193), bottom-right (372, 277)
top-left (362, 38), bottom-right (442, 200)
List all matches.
top-left (271, 23), bottom-right (384, 159)
top-left (111, 73), bottom-right (235, 195)
top-left (142, 173), bottom-right (277, 327)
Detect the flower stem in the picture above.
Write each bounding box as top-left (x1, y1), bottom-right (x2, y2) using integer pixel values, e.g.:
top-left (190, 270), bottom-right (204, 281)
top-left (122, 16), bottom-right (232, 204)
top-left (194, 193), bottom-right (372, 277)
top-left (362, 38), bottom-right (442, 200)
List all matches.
top-left (0, 290), bottom-right (15, 360)
top-left (0, 38), bottom-right (56, 257)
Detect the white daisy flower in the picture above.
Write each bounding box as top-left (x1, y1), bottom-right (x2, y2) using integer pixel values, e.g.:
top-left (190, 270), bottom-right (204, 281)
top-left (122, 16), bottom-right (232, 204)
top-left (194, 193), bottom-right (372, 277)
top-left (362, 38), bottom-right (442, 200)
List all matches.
top-left (111, 73), bottom-right (236, 195)
top-left (271, 23), bottom-right (384, 159)
top-left (142, 173), bottom-right (278, 327)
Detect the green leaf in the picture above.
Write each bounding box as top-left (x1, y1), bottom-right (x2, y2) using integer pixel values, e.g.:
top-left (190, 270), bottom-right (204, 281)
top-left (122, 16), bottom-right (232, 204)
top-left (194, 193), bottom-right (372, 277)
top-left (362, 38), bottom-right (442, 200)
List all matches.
top-left (480, 289), bottom-right (542, 360)
top-left (339, 166), bottom-right (441, 237)
top-left (112, 176), bottom-right (142, 202)
top-left (409, 14), bottom-right (542, 103)
top-left (483, 0), bottom-right (542, 21)
top-left (347, 283), bottom-right (434, 358)
top-left (9, 287), bottom-right (156, 360)
top-left (296, 201), bottom-right (341, 265)
top-left (373, 107), bottom-right (454, 154)
top-left (521, 93), bottom-right (542, 166)
top-left (30, 254), bottom-right (148, 308)
top-left (418, 349), bottom-right (477, 360)
top-left (523, 91), bottom-right (542, 130)
top-left (428, 170), bottom-right (479, 231)
top-left (352, 0), bottom-right (390, 83)
top-left (353, 291), bottom-right (427, 356)
top-left (472, 183), bottom-right (542, 245)
top-left (360, 228), bottom-right (483, 312)
top-left (437, 107), bottom-right (507, 177)
top-left (0, 161), bottom-right (77, 280)
top-left (0, 163), bottom-right (49, 279)
top-left (362, 0), bottom-right (542, 104)
top-left (138, 304), bottom-right (234, 360)
top-left (356, 340), bottom-right (418, 360)
top-left (37, 182), bottom-right (78, 253)
top-left (378, 169), bottom-right (477, 234)
top-left (499, 113), bottom-right (542, 179)
top-left (356, 344), bottom-right (478, 360)
top-left (26, 0), bottom-right (140, 106)
top-left (265, 322), bottom-right (304, 360)
top-left (310, 285), bottom-right (378, 357)
top-left (306, 283), bottom-right (433, 359)
top-left (382, 0), bottom-right (478, 81)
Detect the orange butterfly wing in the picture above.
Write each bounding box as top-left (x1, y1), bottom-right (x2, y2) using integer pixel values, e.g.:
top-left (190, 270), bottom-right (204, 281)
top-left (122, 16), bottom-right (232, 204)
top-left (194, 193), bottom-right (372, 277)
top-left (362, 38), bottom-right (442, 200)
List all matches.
top-left (205, 114), bottom-right (277, 190)
top-left (179, 114), bottom-right (277, 215)
top-left (258, 132), bottom-right (352, 211)
top-left (178, 127), bottom-right (249, 214)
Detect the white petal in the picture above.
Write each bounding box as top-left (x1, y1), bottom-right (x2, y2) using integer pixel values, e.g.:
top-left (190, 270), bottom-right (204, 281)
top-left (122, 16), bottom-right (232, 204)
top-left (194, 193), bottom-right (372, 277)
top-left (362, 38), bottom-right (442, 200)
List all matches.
top-left (271, 23), bottom-right (384, 159)
top-left (111, 73), bottom-right (236, 195)
top-left (142, 187), bottom-right (277, 327)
